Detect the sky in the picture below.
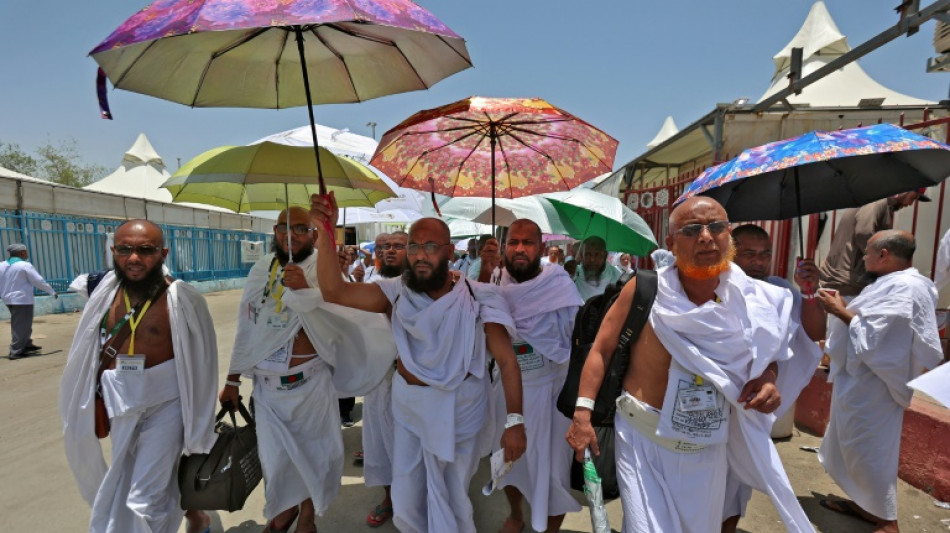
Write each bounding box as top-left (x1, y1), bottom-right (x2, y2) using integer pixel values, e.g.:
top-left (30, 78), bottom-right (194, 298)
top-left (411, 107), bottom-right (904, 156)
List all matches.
top-left (2, 1), bottom-right (949, 179)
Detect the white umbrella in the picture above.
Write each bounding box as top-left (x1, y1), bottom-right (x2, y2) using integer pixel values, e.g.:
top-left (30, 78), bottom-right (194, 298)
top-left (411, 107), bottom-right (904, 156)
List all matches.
top-left (439, 196), bottom-right (565, 234)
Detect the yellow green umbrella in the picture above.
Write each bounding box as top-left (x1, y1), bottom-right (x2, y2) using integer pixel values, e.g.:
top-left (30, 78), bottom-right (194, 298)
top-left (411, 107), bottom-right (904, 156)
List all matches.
top-left (162, 141), bottom-right (395, 213)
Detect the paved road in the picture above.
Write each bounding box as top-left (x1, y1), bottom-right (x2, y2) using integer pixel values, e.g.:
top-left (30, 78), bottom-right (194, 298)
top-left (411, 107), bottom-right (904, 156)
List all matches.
top-left (1, 288), bottom-right (947, 532)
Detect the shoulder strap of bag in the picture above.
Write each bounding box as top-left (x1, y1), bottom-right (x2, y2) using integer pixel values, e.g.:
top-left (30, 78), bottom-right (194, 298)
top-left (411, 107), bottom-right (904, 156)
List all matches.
top-left (612, 268), bottom-right (658, 365)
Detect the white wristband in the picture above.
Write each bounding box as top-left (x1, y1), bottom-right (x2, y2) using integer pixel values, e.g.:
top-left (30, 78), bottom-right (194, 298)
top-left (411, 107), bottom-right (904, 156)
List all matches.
top-left (575, 397), bottom-right (596, 411)
top-left (226, 380), bottom-right (242, 387)
top-left (504, 413), bottom-right (524, 429)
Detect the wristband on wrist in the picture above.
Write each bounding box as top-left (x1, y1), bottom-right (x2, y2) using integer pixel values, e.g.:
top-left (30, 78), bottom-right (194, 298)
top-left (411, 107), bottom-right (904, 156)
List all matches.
top-left (226, 379), bottom-right (242, 387)
top-left (575, 397), bottom-right (596, 411)
top-left (504, 413), bottom-right (524, 429)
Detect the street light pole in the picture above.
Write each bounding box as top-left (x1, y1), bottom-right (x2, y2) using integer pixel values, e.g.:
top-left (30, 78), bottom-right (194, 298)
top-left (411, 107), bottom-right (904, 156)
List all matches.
top-left (366, 121), bottom-right (377, 139)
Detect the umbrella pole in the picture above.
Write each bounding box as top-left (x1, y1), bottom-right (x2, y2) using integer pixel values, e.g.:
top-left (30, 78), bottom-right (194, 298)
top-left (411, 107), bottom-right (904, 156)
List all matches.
top-left (793, 167), bottom-right (804, 259)
top-left (490, 125), bottom-right (497, 231)
top-left (286, 184), bottom-right (293, 264)
top-left (293, 25), bottom-right (336, 250)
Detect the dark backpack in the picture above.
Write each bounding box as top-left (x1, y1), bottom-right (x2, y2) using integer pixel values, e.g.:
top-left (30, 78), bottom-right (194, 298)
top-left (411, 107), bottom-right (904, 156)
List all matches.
top-left (556, 268), bottom-right (658, 427)
top-left (86, 269), bottom-right (112, 297)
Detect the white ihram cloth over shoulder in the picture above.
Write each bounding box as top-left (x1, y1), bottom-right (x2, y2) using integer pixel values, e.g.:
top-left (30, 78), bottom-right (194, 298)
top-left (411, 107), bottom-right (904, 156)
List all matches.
top-left (724, 275), bottom-right (824, 520)
top-left (229, 252), bottom-right (394, 396)
top-left (59, 272), bottom-right (218, 529)
top-left (649, 264), bottom-right (816, 533)
top-left (573, 263), bottom-right (622, 301)
top-left (362, 275), bottom-right (399, 488)
top-left (820, 267), bottom-right (942, 520)
top-left (376, 276), bottom-right (513, 460)
top-left (376, 276), bottom-right (513, 533)
top-left (494, 264), bottom-right (583, 532)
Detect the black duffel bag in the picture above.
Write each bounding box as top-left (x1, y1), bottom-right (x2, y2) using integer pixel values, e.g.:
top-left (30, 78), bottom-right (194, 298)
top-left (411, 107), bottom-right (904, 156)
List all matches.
top-left (179, 399), bottom-right (262, 511)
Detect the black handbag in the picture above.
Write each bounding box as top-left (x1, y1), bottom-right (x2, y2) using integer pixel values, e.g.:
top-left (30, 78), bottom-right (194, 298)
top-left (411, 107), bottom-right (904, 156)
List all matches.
top-left (178, 399), bottom-right (262, 511)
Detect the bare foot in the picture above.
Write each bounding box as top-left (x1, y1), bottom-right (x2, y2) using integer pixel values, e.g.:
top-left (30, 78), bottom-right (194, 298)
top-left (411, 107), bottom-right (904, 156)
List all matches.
top-left (184, 509), bottom-right (211, 533)
top-left (498, 515), bottom-right (525, 533)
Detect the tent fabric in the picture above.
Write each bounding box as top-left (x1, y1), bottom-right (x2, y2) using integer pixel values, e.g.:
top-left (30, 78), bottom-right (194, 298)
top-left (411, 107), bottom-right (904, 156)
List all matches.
top-left (84, 133), bottom-right (174, 202)
top-left (759, 1), bottom-right (932, 107)
top-left (647, 116), bottom-right (680, 149)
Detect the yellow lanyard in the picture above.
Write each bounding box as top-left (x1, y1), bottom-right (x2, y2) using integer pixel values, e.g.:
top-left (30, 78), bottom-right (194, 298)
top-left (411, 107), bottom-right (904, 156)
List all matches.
top-left (264, 259), bottom-right (284, 313)
top-left (123, 291), bottom-right (154, 354)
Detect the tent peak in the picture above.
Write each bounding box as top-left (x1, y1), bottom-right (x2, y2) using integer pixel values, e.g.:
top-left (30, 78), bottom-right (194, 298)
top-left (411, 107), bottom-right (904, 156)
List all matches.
top-left (772, 1), bottom-right (848, 76)
top-left (647, 116), bottom-right (680, 149)
top-left (123, 133), bottom-right (165, 167)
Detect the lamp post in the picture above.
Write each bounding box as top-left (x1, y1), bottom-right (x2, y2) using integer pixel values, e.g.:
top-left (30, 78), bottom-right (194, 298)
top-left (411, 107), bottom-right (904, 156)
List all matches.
top-left (366, 121), bottom-right (377, 140)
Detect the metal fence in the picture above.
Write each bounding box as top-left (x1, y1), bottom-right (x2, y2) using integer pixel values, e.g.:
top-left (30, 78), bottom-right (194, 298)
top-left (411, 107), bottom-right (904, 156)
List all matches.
top-left (0, 210), bottom-right (268, 292)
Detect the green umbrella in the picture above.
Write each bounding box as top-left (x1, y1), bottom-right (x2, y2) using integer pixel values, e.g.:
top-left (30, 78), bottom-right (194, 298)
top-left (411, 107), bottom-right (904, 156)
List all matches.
top-left (162, 142), bottom-right (395, 213)
top-left (542, 189), bottom-right (657, 256)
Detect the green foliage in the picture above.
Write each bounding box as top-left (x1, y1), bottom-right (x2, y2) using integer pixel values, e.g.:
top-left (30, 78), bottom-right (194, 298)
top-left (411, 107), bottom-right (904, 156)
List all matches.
top-left (0, 139), bottom-right (107, 187)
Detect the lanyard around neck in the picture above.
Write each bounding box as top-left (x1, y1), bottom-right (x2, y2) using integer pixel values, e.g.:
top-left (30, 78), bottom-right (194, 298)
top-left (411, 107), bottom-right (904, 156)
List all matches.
top-left (122, 290), bottom-right (155, 354)
top-left (261, 257), bottom-right (284, 313)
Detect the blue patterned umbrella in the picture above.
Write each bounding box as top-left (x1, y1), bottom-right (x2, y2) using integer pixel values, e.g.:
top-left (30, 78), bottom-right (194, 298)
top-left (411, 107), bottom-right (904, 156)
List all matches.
top-left (675, 123), bottom-right (950, 220)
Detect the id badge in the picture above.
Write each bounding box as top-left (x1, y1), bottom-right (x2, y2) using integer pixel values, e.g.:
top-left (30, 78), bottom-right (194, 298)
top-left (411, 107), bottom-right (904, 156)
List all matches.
top-left (265, 346), bottom-right (290, 364)
top-left (116, 354), bottom-right (146, 374)
top-left (513, 342), bottom-right (543, 372)
top-left (676, 384), bottom-right (719, 412)
top-left (266, 311), bottom-right (290, 329)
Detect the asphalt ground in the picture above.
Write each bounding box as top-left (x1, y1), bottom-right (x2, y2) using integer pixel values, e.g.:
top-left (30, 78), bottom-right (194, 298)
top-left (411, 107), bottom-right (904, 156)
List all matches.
top-left (1, 288), bottom-right (947, 532)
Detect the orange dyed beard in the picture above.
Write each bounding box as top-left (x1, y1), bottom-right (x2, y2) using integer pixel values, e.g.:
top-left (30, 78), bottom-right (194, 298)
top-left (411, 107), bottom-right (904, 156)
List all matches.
top-left (675, 242), bottom-right (736, 281)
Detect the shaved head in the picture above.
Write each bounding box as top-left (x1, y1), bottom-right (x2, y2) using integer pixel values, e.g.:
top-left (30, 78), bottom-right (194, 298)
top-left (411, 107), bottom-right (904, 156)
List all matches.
top-left (510, 219), bottom-right (543, 243)
top-left (667, 197), bottom-right (734, 281)
top-left (115, 219), bottom-right (164, 247)
top-left (410, 217), bottom-right (451, 244)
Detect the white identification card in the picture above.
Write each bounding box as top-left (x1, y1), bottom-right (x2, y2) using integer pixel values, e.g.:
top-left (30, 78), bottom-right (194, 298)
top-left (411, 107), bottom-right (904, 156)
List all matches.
top-left (266, 311), bottom-right (290, 329)
top-left (676, 385), bottom-right (719, 412)
top-left (513, 342), bottom-right (544, 372)
top-left (265, 346), bottom-right (290, 364)
top-left (116, 354), bottom-right (146, 374)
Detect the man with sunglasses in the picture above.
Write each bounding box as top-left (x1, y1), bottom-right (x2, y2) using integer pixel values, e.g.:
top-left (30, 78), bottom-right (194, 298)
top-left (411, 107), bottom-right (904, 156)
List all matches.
top-left (1, 242), bottom-right (57, 360)
top-left (220, 207), bottom-right (394, 533)
top-left (311, 194), bottom-right (526, 533)
top-left (816, 230), bottom-right (942, 532)
top-left (60, 219), bottom-right (217, 533)
top-left (567, 198), bottom-right (816, 533)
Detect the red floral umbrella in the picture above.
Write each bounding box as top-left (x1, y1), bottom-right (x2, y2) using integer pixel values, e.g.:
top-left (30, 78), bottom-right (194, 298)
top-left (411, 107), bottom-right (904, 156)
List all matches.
top-left (370, 96), bottom-right (619, 226)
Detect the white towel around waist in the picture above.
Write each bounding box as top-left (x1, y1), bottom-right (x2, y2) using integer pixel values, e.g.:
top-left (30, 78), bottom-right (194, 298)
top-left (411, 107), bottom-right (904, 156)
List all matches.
top-left (616, 391), bottom-right (707, 454)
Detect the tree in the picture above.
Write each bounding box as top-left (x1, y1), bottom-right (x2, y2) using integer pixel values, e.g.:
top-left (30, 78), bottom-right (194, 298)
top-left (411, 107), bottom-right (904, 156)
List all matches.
top-left (0, 138), bottom-right (107, 188)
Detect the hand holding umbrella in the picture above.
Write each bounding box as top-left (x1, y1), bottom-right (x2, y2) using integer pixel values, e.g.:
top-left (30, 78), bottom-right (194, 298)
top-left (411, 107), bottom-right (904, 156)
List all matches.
top-left (311, 192), bottom-right (340, 253)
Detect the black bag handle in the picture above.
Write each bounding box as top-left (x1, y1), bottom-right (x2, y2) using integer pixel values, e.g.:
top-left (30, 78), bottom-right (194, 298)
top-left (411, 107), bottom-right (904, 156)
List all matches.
top-left (194, 398), bottom-right (254, 490)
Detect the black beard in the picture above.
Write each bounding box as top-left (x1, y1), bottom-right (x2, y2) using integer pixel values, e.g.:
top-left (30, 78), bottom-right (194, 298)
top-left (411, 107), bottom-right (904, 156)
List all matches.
top-left (505, 253), bottom-right (542, 283)
top-left (583, 263), bottom-right (606, 281)
top-left (379, 263), bottom-right (404, 278)
top-left (271, 238), bottom-right (313, 264)
top-left (114, 260), bottom-right (166, 297)
top-left (403, 257), bottom-right (449, 293)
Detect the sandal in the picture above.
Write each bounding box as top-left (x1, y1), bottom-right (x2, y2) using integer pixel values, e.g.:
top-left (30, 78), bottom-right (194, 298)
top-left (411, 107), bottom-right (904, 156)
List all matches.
top-left (366, 504), bottom-right (393, 528)
top-left (819, 499), bottom-right (878, 525)
top-left (263, 507), bottom-right (300, 533)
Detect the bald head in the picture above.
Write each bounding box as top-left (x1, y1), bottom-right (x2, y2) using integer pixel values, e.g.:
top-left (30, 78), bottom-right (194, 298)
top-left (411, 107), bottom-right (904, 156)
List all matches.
top-left (410, 218), bottom-right (451, 244)
top-left (510, 219), bottom-right (543, 244)
top-left (867, 229), bottom-right (916, 264)
top-left (277, 206), bottom-right (310, 224)
top-left (115, 219), bottom-right (164, 246)
top-left (669, 197), bottom-right (729, 234)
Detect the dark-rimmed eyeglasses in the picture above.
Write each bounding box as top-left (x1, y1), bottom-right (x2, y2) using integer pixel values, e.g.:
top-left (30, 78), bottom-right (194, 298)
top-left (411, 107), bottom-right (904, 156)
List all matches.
top-left (379, 243), bottom-right (407, 251)
top-left (676, 221), bottom-right (730, 238)
top-left (114, 245), bottom-right (161, 257)
top-left (407, 242), bottom-right (449, 256)
top-left (274, 223), bottom-right (313, 235)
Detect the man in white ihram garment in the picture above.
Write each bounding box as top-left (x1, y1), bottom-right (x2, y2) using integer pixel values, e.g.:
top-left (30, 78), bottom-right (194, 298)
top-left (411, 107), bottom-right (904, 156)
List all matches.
top-left (311, 193), bottom-right (527, 533)
top-left (219, 207), bottom-right (394, 533)
top-left (60, 219), bottom-right (215, 533)
top-left (362, 230), bottom-right (408, 528)
top-left (817, 230), bottom-right (943, 533)
top-left (573, 236), bottom-right (622, 301)
top-left (721, 224), bottom-right (826, 533)
top-left (567, 197), bottom-right (818, 533)
top-left (490, 219), bottom-right (583, 533)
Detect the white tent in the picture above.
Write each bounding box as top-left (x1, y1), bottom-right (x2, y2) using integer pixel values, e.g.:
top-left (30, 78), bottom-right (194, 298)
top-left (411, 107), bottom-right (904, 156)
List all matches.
top-left (646, 116), bottom-right (680, 149)
top-left (0, 164), bottom-right (48, 184)
top-left (84, 133), bottom-right (174, 202)
top-left (758, 1), bottom-right (933, 107)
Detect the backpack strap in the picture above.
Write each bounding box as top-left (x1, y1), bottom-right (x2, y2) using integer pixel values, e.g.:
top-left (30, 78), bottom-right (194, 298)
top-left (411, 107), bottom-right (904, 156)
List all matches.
top-left (613, 269), bottom-right (658, 368)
